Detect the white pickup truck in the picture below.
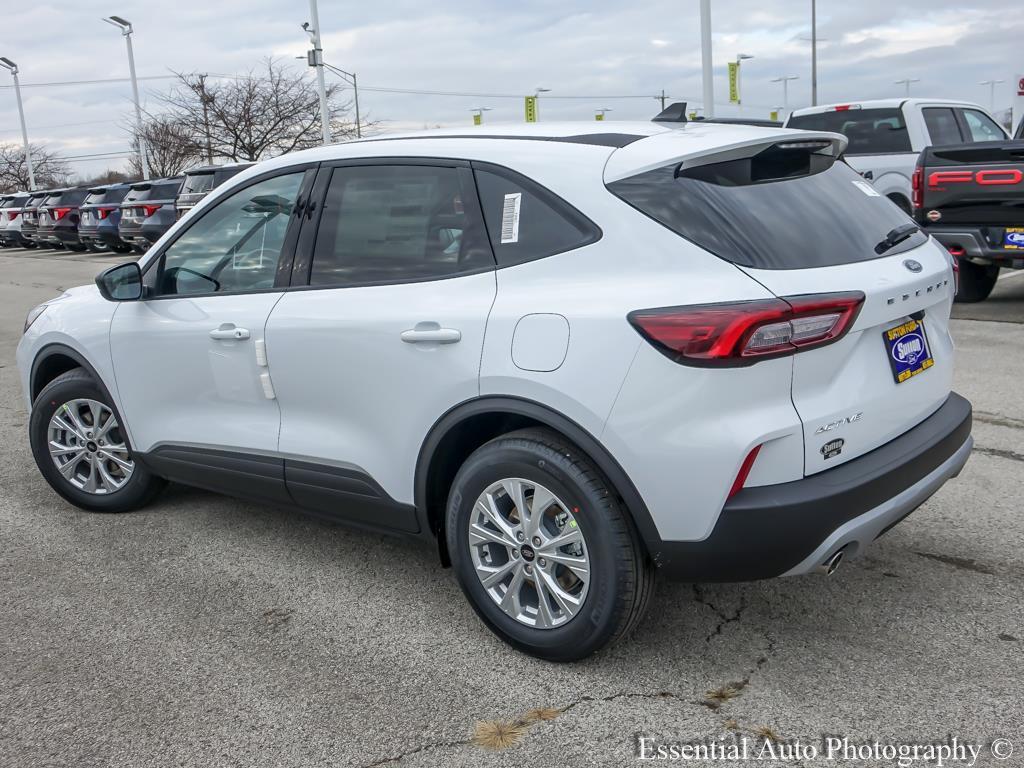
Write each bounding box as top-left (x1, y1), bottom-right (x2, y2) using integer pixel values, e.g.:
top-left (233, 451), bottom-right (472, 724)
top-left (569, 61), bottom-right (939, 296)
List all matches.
top-left (786, 98), bottom-right (1008, 213)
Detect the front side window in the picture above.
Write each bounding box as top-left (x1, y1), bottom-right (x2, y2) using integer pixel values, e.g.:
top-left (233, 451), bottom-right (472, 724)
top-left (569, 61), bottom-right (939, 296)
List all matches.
top-left (923, 108), bottom-right (963, 145)
top-left (152, 172), bottom-right (304, 297)
top-left (961, 109), bottom-right (1005, 142)
top-left (308, 164), bottom-right (493, 286)
top-left (787, 108), bottom-right (912, 155)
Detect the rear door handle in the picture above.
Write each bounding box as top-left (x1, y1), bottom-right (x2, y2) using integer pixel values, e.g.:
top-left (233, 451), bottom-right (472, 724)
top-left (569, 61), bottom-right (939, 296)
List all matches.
top-left (400, 324), bottom-right (462, 344)
top-left (209, 324), bottom-right (250, 341)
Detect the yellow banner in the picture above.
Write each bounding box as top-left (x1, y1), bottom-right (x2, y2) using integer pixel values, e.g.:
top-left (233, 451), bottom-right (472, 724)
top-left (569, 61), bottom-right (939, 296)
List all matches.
top-left (595, 113), bottom-right (604, 121)
top-left (770, 110), bottom-right (780, 122)
top-left (525, 96), bottom-right (537, 123)
top-left (728, 62), bottom-right (740, 104)
top-left (473, 113), bottom-right (482, 126)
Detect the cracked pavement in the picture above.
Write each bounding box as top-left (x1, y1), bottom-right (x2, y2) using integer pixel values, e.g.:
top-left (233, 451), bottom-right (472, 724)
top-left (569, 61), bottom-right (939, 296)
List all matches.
top-left (1, 250), bottom-right (1022, 767)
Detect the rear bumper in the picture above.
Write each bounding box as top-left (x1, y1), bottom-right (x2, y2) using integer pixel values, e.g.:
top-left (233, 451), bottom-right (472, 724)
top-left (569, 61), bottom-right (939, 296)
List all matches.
top-left (653, 392), bottom-right (973, 581)
top-left (926, 226), bottom-right (1024, 268)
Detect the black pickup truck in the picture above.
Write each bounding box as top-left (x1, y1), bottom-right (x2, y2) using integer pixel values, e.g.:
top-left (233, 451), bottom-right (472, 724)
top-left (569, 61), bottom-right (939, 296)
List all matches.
top-left (913, 140), bottom-right (1024, 302)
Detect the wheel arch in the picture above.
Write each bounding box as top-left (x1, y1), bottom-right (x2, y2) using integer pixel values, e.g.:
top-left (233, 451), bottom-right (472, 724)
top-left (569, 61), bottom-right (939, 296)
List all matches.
top-left (415, 396), bottom-right (662, 566)
top-left (30, 344), bottom-right (116, 407)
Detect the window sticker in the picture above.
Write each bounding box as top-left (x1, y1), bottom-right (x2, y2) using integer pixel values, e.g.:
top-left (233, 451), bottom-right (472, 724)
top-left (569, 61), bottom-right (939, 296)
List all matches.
top-left (500, 192), bottom-right (522, 244)
top-left (851, 180), bottom-right (881, 197)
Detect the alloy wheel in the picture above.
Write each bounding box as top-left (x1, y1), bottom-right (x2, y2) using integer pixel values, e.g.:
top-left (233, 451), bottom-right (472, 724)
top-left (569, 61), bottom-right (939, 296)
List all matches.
top-left (47, 399), bottom-right (134, 495)
top-left (468, 478), bottom-right (590, 629)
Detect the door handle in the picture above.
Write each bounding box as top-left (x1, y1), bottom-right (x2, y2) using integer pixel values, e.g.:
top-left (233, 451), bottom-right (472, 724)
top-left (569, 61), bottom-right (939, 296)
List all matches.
top-left (400, 324), bottom-right (462, 344)
top-left (209, 324), bottom-right (251, 341)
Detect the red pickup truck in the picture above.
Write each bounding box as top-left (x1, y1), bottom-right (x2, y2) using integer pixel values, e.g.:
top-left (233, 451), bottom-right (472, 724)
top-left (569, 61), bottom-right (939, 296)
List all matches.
top-left (913, 140), bottom-right (1024, 302)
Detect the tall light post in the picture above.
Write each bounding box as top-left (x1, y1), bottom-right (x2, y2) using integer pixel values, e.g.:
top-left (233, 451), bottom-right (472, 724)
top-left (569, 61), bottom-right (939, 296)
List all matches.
top-left (735, 53), bottom-right (754, 107)
top-left (534, 87), bottom-right (551, 121)
top-left (470, 107), bottom-right (492, 125)
top-left (980, 79), bottom-right (1005, 113)
top-left (322, 62), bottom-right (361, 138)
top-left (303, 0), bottom-right (332, 145)
top-left (102, 16), bottom-right (149, 180)
top-left (772, 75), bottom-right (800, 117)
top-left (0, 57), bottom-right (34, 190)
top-left (699, 0), bottom-right (714, 117)
top-left (894, 78), bottom-right (920, 97)
top-left (810, 0), bottom-right (818, 106)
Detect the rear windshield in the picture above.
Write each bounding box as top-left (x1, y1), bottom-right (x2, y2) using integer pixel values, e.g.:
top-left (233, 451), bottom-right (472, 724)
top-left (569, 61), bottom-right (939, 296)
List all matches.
top-left (181, 173), bottom-right (216, 195)
top-left (1, 195), bottom-right (27, 208)
top-left (608, 157), bottom-right (926, 270)
top-left (26, 195), bottom-right (47, 207)
top-left (85, 187), bottom-right (129, 205)
top-left (125, 181), bottom-right (182, 203)
top-left (787, 108), bottom-right (911, 155)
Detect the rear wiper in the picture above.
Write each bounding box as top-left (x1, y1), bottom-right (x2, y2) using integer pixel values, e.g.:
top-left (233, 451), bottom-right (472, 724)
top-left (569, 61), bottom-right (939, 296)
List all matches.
top-left (875, 222), bottom-right (920, 255)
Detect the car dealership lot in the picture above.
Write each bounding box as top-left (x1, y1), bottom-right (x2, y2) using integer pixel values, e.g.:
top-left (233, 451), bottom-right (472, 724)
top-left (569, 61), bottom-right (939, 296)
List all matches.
top-left (1, 248), bottom-right (1021, 767)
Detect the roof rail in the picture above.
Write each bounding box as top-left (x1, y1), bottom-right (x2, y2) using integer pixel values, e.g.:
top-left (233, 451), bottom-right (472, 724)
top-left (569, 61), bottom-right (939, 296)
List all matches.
top-left (652, 102), bottom-right (688, 123)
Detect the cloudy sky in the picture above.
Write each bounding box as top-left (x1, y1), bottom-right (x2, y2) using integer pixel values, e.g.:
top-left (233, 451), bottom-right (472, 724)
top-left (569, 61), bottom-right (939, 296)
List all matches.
top-left (2, 0), bottom-right (1022, 179)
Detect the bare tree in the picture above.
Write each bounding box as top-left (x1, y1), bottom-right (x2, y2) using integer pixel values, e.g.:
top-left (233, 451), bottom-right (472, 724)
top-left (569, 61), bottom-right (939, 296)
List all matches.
top-left (127, 114), bottom-right (204, 179)
top-left (0, 143), bottom-right (71, 192)
top-left (157, 58), bottom-right (358, 162)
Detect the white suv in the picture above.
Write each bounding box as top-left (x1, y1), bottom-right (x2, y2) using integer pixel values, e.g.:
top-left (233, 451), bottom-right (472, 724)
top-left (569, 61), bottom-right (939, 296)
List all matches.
top-left (17, 118), bottom-right (973, 661)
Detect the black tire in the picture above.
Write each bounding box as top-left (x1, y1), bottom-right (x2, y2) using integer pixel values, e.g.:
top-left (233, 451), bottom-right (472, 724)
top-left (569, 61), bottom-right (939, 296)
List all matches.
top-left (954, 259), bottom-right (998, 303)
top-left (29, 368), bottom-right (166, 513)
top-left (446, 428), bottom-right (654, 662)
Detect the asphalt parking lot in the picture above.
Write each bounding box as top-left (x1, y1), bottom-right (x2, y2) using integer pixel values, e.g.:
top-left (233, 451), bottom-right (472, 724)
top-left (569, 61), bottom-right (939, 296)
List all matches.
top-left (1, 246), bottom-right (1022, 768)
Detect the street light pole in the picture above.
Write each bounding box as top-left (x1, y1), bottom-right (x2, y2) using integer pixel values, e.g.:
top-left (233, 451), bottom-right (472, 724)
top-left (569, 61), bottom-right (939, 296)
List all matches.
top-left (102, 16), bottom-right (149, 180)
top-left (894, 78), bottom-right (920, 97)
top-left (735, 54), bottom-right (753, 107)
top-left (699, 0), bottom-right (714, 117)
top-left (0, 57), bottom-right (34, 190)
top-left (810, 0), bottom-right (818, 106)
top-left (771, 75), bottom-right (800, 116)
top-left (980, 79), bottom-right (1005, 113)
top-left (321, 62), bottom-right (361, 138)
top-left (305, 0), bottom-right (332, 145)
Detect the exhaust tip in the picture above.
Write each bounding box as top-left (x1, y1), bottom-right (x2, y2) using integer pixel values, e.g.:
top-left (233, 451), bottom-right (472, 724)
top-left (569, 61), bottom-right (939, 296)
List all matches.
top-left (816, 549), bottom-right (844, 576)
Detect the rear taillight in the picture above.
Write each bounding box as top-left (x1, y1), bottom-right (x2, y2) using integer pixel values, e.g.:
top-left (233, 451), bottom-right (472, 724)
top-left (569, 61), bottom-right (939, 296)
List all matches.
top-left (97, 207), bottom-right (117, 220)
top-left (52, 207), bottom-right (72, 221)
top-left (947, 249), bottom-right (961, 292)
top-left (911, 165), bottom-right (923, 210)
top-left (141, 204), bottom-right (162, 218)
top-left (628, 292), bottom-right (865, 367)
top-left (6, 211), bottom-right (17, 221)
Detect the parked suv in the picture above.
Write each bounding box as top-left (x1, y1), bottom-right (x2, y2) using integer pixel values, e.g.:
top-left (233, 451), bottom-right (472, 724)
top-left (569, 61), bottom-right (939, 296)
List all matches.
top-left (176, 163), bottom-right (253, 218)
top-left (17, 120), bottom-right (973, 661)
top-left (36, 186), bottom-right (90, 250)
top-left (118, 177), bottom-right (183, 252)
top-left (786, 99), bottom-right (1007, 213)
top-left (0, 192), bottom-right (31, 246)
top-left (78, 184), bottom-right (133, 253)
top-left (19, 190), bottom-right (50, 247)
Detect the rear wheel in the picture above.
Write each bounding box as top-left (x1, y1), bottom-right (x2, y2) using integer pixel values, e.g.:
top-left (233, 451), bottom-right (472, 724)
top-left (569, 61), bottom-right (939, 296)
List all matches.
top-left (29, 368), bottom-right (166, 512)
top-left (955, 259), bottom-right (998, 303)
top-left (446, 428), bottom-right (654, 662)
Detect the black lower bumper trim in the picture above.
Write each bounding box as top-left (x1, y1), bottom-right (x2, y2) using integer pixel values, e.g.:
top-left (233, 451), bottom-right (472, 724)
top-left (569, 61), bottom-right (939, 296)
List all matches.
top-left (653, 393), bottom-right (972, 582)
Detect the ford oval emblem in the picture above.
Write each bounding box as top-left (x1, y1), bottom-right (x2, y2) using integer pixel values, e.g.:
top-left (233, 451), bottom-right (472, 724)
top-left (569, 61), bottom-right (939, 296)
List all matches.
top-left (903, 259), bottom-right (923, 273)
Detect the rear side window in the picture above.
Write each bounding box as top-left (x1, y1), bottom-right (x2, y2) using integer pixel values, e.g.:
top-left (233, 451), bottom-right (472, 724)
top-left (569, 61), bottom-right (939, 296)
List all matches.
top-left (473, 165), bottom-right (600, 267)
top-left (308, 164), bottom-right (493, 287)
top-left (787, 108), bottom-right (911, 155)
top-left (608, 155), bottom-right (927, 270)
top-left (923, 108), bottom-right (963, 145)
top-left (960, 109), bottom-right (1005, 142)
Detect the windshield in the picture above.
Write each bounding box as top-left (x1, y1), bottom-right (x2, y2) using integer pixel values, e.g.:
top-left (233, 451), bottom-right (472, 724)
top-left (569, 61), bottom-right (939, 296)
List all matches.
top-left (608, 157), bottom-right (926, 270)
top-left (787, 108), bottom-right (911, 155)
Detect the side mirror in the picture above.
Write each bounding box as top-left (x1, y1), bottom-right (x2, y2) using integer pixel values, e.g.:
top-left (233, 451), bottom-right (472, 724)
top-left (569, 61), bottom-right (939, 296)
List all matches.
top-left (95, 262), bottom-right (143, 302)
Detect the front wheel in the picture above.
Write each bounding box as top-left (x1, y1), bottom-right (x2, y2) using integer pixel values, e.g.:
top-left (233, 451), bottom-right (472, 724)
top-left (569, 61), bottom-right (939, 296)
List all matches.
top-left (955, 259), bottom-right (999, 303)
top-left (446, 428), bottom-right (654, 662)
top-left (29, 368), bottom-right (166, 512)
